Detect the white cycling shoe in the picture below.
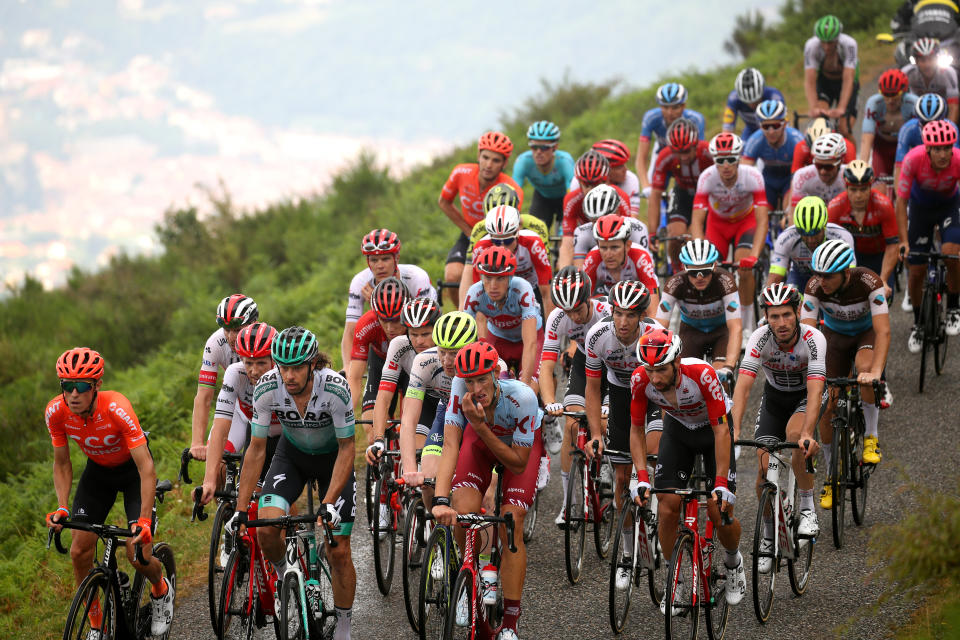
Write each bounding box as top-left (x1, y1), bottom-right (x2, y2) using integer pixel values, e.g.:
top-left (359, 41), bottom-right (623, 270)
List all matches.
top-left (947, 309), bottom-right (960, 336)
top-left (725, 552), bottom-right (746, 605)
top-left (901, 294), bottom-right (913, 312)
top-left (377, 503), bottom-right (391, 540)
top-left (660, 579), bottom-right (684, 616)
top-left (554, 510), bottom-right (566, 528)
top-left (908, 326), bottom-right (923, 354)
top-left (616, 563), bottom-right (632, 590)
top-left (798, 509), bottom-right (819, 537)
top-left (757, 538), bottom-right (774, 574)
top-left (455, 590), bottom-right (470, 627)
top-left (430, 552), bottom-right (445, 580)
top-left (497, 629), bottom-right (520, 640)
top-left (536, 456), bottom-right (551, 491)
top-left (150, 577), bottom-right (175, 637)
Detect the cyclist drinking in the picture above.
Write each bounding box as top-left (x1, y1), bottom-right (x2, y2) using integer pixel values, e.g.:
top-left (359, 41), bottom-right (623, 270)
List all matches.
top-left (511, 120), bottom-right (575, 230)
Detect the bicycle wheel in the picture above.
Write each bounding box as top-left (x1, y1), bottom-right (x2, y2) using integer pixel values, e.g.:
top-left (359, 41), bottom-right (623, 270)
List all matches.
top-left (207, 501), bottom-right (234, 634)
top-left (443, 569), bottom-right (476, 640)
top-left (593, 463), bottom-right (616, 559)
top-left (646, 513), bottom-right (666, 607)
top-left (372, 475), bottom-right (397, 595)
top-left (280, 572), bottom-right (308, 640)
top-left (364, 464), bottom-right (376, 525)
top-left (564, 454), bottom-right (587, 584)
top-left (850, 413), bottom-right (869, 527)
top-left (63, 569), bottom-right (117, 640)
top-left (752, 486), bottom-right (777, 624)
top-left (402, 495), bottom-right (428, 633)
top-left (704, 538), bottom-right (729, 640)
top-left (919, 285), bottom-right (935, 393)
top-left (830, 421), bottom-right (847, 549)
top-left (419, 526), bottom-right (456, 640)
top-left (314, 543), bottom-right (338, 639)
top-left (218, 549), bottom-right (254, 640)
top-left (523, 488), bottom-right (539, 543)
top-left (608, 505), bottom-right (636, 634)
top-left (664, 531), bottom-right (699, 640)
top-left (935, 293), bottom-right (949, 375)
top-left (130, 542), bottom-right (177, 640)
top-left (788, 480), bottom-right (814, 596)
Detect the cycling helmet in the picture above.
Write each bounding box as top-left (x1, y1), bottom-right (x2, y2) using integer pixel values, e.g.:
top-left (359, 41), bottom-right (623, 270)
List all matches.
top-left (656, 82), bottom-right (688, 106)
top-left (793, 196), bottom-right (829, 235)
top-left (814, 15), bottom-right (843, 42)
top-left (759, 282), bottom-right (802, 311)
top-left (811, 239), bottom-right (855, 274)
top-left (592, 139), bottom-right (631, 166)
top-left (527, 120), bottom-right (560, 142)
top-left (433, 311), bottom-right (477, 350)
top-left (582, 184), bottom-right (623, 221)
top-left (56, 347), bottom-right (104, 380)
top-left (475, 245), bottom-right (517, 277)
top-left (593, 213), bottom-right (630, 242)
top-left (484, 205), bottom-right (521, 239)
top-left (575, 150), bottom-right (610, 183)
top-left (636, 329), bottom-right (682, 367)
top-left (478, 131), bottom-right (513, 159)
top-left (678, 238), bottom-right (720, 267)
top-left (913, 37), bottom-right (940, 58)
top-left (804, 117), bottom-right (831, 146)
top-left (916, 93), bottom-right (947, 122)
top-left (361, 228), bottom-right (401, 256)
top-left (550, 266), bottom-right (592, 310)
top-left (878, 68), bottom-right (909, 96)
top-left (234, 322), bottom-right (277, 359)
top-left (371, 277), bottom-right (408, 320)
top-left (843, 159), bottom-right (875, 185)
top-left (922, 119), bottom-right (958, 146)
top-left (708, 132), bottom-right (743, 158)
top-left (401, 297), bottom-right (441, 329)
top-left (667, 118), bottom-right (699, 152)
top-left (483, 184), bottom-right (520, 213)
top-left (811, 132), bottom-right (846, 163)
top-left (755, 99), bottom-right (787, 122)
top-left (271, 326), bottom-right (318, 366)
top-left (216, 294), bottom-right (259, 329)
top-left (455, 341), bottom-right (499, 378)
top-left (735, 67), bottom-right (765, 103)
top-left (608, 280), bottom-right (650, 312)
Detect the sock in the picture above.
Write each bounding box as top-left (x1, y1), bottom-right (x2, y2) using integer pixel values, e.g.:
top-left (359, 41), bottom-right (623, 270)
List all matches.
top-left (913, 306), bottom-right (921, 324)
top-left (724, 548), bottom-right (741, 569)
top-left (560, 471), bottom-right (569, 508)
top-left (948, 293), bottom-right (959, 309)
top-left (863, 403), bottom-right (879, 438)
top-left (763, 515), bottom-right (774, 539)
top-left (623, 527), bottom-right (635, 557)
top-left (821, 442), bottom-right (832, 476)
top-left (150, 577), bottom-right (168, 598)
top-left (799, 488), bottom-right (815, 511)
top-left (502, 598), bottom-right (522, 632)
top-left (742, 304), bottom-right (755, 330)
top-left (333, 607), bottom-right (352, 640)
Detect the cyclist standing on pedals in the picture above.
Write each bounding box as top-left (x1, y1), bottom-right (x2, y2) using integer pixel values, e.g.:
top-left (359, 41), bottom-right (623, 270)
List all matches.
top-left (539, 267), bottom-right (611, 526)
top-left (627, 329), bottom-right (746, 609)
top-left (859, 69), bottom-right (918, 193)
top-left (636, 82), bottom-right (707, 197)
top-left (440, 132), bottom-right (523, 307)
top-left (227, 327), bottom-right (357, 640)
top-left (45, 348), bottom-right (174, 638)
top-left (790, 117), bottom-right (857, 174)
top-left (742, 99), bottom-right (805, 212)
top-left (789, 133), bottom-right (849, 219)
top-left (901, 38), bottom-right (960, 123)
top-left (897, 120), bottom-right (960, 349)
top-left (723, 67), bottom-right (786, 141)
top-left (189, 294), bottom-right (259, 461)
top-left (573, 139), bottom-right (643, 215)
top-left (573, 184), bottom-right (648, 267)
top-left (691, 132), bottom-right (769, 338)
top-left (802, 240), bottom-right (891, 510)
top-left (511, 120), bottom-right (575, 232)
top-left (432, 342), bottom-right (543, 640)
top-left (803, 15), bottom-right (860, 138)
top-left (648, 118), bottom-right (714, 270)
top-left (894, 93), bottom-right (959, 190)
top-left (582, 214), bottom-right (660, 304)
top-left (341, 228), bottom-right (436, 370)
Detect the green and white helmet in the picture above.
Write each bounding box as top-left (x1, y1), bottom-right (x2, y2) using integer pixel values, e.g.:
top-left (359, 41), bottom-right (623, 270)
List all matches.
top-left (271, 326), bottom-right (319, 366)
top-left (814, 15), bottom-right (842, 42)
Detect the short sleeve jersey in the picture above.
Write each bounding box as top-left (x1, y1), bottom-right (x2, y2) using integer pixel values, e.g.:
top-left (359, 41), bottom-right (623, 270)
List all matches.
top-left (570, 171), bottom-right (642, 215)
top-left (895, 118), bottom-right (960, 163)
top-left (651, 141), bottom-right (714, 193)
top-left (862, 92), bottom-right (919, 141)
top-left (738, 325), bottom-right (827, 392)
top-left (640, 108), bottom-right (707, 146)
top-left (462, 277), bottom-right (542, 342)
top-left (562, 185), bottom-right (632, 236)
top-left (585, 318), bottom-right (660, 387)
top-left (722, 86), bottom-right (787, 135)
top-left (512, 150), bottom-right (576, 199)
top-left (803, 34), bottom-right (859, 78)
top-left (898, 144), bottom-right (960, 205)
top-left (345, 264), bottom-right (437, 323)
top-left (351, 310), bottom-right (390, 361)
top-left (215, 362), bottom-right (282, 435)
top-left (902, 64), bottom-right (960, 104)
top-left (630, 358), bottom-right (731, 430)
top-left (45, 390), bottom-right (148, 467)
top-left (582, 245), bottom-right (659, 298)
top-left (827, 190), bottom-right (899, 255)
top-left (405, 347), bottom-right (451, 403)
top-left (768, 223), bottom-right (855, 278)
top-left (250, 368), bottom-right (355, 455)
top-left (789, 165), bottom-right (847, 207)
top-left (470, 231), bottom-right (552, 288)
top-left (693, 165), bottom-right (768, 220)
top-left (198, 328), bottom-right (239, 388)
top-left (440, 164), bottom-right (523, 228)
top-left (743, 127), bottom-right (805, 183)
top-left (656, 268), bottom-right (740, 332)
top-left (444, 377), bottom-right (540, 448)
top-left (802, 267), bottom-right (889, 336)
top-left (541, 297), bottom-right (610, 360)
top-left (378, 335), bottom-right (417, 394)
top-left (573, 217), bottom-right (649, 261)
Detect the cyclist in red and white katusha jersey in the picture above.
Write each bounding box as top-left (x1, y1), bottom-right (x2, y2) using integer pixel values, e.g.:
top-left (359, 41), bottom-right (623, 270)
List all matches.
top-left (789, 132), bottom-right (848, 217)
top-left (691, 133), bottom-right (768, 334)
top-left (570, 139), bottom-right (643, 214)
top-left (439, 131), bottom-right (522, 307)
top-left (190, 293), bottom-right (259, 461)
top-left (341, 228), bottom-right (436, 369)
top-left (582, 214), bottom-right (660, 306)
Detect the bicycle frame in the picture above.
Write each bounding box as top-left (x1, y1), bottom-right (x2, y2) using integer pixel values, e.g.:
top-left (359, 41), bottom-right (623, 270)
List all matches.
top-left (233, 499), bottom-right (281, 625)
top-left (762, 449), bottom-right (798, 563)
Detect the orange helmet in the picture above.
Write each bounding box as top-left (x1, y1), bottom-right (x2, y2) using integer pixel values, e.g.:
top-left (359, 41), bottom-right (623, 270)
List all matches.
top-left (478, 131), bottom-right (514, 159)
top-left (56, 347), bottom-right (104, 380)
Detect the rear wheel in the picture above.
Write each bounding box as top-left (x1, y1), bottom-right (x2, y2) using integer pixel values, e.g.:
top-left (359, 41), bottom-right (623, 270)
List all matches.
top-left (850, 414), bottom-right (869, 526)
top-left (704, 539), bottom-right (728, 640)
top-left (419, 526), bottom-right (456, 640)
top-left (752, 486), bottom-right (777, 624)
top-left (564, 454), bottom-right (587, 584)
top-left (130, 542), bottom-right (177, 639)
top-left (608, 505), bottom-right (636, 634)
top-left (523, 488), bottom-right (539, 543)
top-left (664, 531), bottom-right (699, 640)
top-left (63, 569), bottom-right (117, 640)
top-left (830, 422), bottom-right (848, 549)
top-left (934, 290), bottom-right (949, 375)
top-left (207, 501), bottom-right (234, 635)
top-left (443, 569), bottom-right (476, 640)
top-left (788, 479), bottom-right (814, 596)
top-left (218, 549), bottom-right (253, 640)
top-left (402, 496), bottom-right (428, 633)
top-left (372, 475), bottom-right (397, 595)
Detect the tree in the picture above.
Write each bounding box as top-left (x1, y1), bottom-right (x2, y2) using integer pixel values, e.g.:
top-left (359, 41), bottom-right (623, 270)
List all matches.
top-left (724, 10), bottom-right (768, 60)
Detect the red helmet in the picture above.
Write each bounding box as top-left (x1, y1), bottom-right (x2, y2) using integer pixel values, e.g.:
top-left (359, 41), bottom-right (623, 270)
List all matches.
top-left (668, 118), bottom-right (699, 152)
top-left (476, 245), bottom-right (517, 277)
top-left (922, 119), bottom-right (958, 147)
top-left (636, 329), bottom-right (683, 367)
top-left (235, 322), bottom-right (277, 359)
top-left (708, 132), bottom-right (743, 158)
top-left (575, 150), bottom-right (610, 184)
top-left (478, 131), bottom-right (513, 159)
top-left (56, 347), bottom-right (104, 380)
top-left (216, 294), bottom-right (259, 329)
top-left (361, 228), bottom-right (401, 256)
top-left (371, 277), bottom-right (409, 320)
top-left (592, 214), bottom-right (630, 242)
top-left (877, 68), bottom-right (908, 96)
top-left (455, 342), bottom-right (499, 378)
top-left (592, 139), bottom-right (630, 167)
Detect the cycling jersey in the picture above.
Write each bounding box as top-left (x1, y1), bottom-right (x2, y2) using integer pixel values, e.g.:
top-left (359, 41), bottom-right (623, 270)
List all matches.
top-left (651, 141), bottom-right (714, 193)
top-left (468, 214), bottom-right (549, 254)
top-left (45, 391), bottom-right (147, 467)
top-left (462, 276), bottom-right (542, 342)
top-left (561, 185), bottom-right (632, 236)
top-left (511, 149), bottom-right (576, 199)
top-left (585, 318), bottom-right (660, 387)
top-left (802, 267), bottom-right (888, 336)
top-left (573, 217), bottom-right (649, 261)
top-left (827, 190), bottom-right (899, 255)
top-left (790, 136), bottom-right (857, 173)
top-left (640, 108), bottom-right (707, 146)
top-left (789, 164), bottom-right (846, 207)
top-left (541, 297), bottom-right (610, 360)
top-left (440, 164), bottom-right (523, 228)
top-left (739, 325), bottom-right (827, 392)
top-left (215, 361), bottom-right (282, 429)
top-left (693, 164), bottom-right (768, 220)
top-left (630, 358), bottom-right (731, 430)
top-left (198, 328), bottom-right (239, 388)
top-left (250, 368), bottom-right (355, 455)
top-left (469, 231), bottom-right (552, 288)
top-left (582, 245), bottom-right (659, 298)
top-left (445, 377), bottom-right (539, 448)
top-left (769, 223), bottom-right (855, 279)
top-left (379, 335), bottom-right (418, 394)
top-left (656, 268), bottom-right (739, 332)
top-left (898, 144), bottom-right (960, 204)
top-left (345, 264), bottom-right (436, 323)
top-left (902, 64), bottom-right (960, 104)
top-left (862, 92), bottom-right (919, 142)
top-left (570, 171), bottom-right (642, 215)
top-left (722, 86), bottom-right (787, 138)
top-left (351, 309), bottom-right (390, 361)
top-left (895, 117), bottom-right (960, 163)
top-left (404, 347), bottom-right (451, 403)
top-left (743, 126), bottom-right (805, 188)
top-left (803, 33), bottom-right (859, 81)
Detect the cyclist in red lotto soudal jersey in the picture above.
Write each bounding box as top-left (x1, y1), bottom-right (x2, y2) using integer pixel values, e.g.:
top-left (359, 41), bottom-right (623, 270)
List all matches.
top-left (439, 131), bottom-right (522, 307)
top-left (190, 293), bottom-right (259, 462)
top-left (582, 214), bottom-right (660, 307)
top-left (45, 348), bottom-right (174, 637)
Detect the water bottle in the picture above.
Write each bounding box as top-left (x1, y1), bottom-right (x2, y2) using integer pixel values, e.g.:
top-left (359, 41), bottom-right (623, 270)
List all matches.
top-left (480, 564), bottom-right (498, 605)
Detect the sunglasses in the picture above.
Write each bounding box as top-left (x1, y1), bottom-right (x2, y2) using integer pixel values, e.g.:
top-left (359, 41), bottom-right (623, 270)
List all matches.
top-left (814, 163), bottom-right (839, 172)
top-left (61, 380), bottom-right (94, 394)
top-left (687, 267), bottom-right (714, 278)
top-left (762, 122), bottom-right (784, 131)
top-left (714, 156), bottom-right (739, 165)
top-left (361, 241), bottom-right (396, 253)
top-left (489, 237), bottom-right (516, 246)
top-left (530, 144), bottom-right (556, 152)
top-left (217, 317), bottom-right (247, 330)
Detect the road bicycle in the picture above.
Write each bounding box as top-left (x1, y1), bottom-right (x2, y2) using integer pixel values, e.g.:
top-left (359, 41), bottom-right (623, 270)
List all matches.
top-left (418, 517), bottom-right (459, 640)
top-left (401, 474), bottom-right (435, 635)
top-left (653, 230), bottom-right (692, 278)
top-left (368, 421), bottom-right (408, 596)
top-left (910, 251), bottom-right (957, 392)
top-left (356, 419), bottom-right (401, 527)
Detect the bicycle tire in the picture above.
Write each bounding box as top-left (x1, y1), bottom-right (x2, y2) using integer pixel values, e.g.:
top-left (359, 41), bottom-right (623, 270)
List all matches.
top-left (850, 411), bottom-right (869, 527)
top-left (372, 475), bottom-right (397, 595)
top-left (444, 569), bottom-right (476, 640)
top-left (63, 568), bottom-right (117, 640)
top-left (704, 533), bottom-right (729, 640)
top-left (207, 501), bottom-right (234, 635)
top-left (934, 289), bottom-right (949, 375)
top-left (919, 284), bottom-right (935, 392)
top-left (217, 549), bottom-right (254, 640)
top-left (646, 512), bottom-right (666, 607)
top-left (402, 495), bottom-right (428, 633)
top-left (751, 485), bottom-right (777, 624)
top-left (523, 488), bottom-right (539, 543)
top-left (313, 543), bottom-right (338, 639)
top-left (130, 542), bottom-right (177, 640)
top-left (594, 460), bottom-right (616, 559)
top-left (280, 571), bottom-right (308, 640)
top-left (830, 421), bottom-right (847, 549)
top-left (564, 454), bottom-right (587, 584)
top-left (787, 479), bottom-right (814, 596)
top-left (364, 464), bottom-right (377, 525)
top-left (664, 531), bottom-right (699, 640)
top-left (608, 504), bottom-right (636, 634)
top-left (419, 526), bottom-right (456, 640)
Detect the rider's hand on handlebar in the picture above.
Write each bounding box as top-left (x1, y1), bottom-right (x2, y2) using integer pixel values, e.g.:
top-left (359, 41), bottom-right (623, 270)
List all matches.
top-left (800, 438), bottom-right (820, 458)
top-left (132, 517), bottom-right (153, 547)
top-left (545, 402), bottom-right (564, 417)
top-left (712, 485), bottom-right (736, 513)
top-left (225, 510), bottom-right (247, 536)
top-left (45, 506), bottom-right (69, 532)
top-left (189, 442), bottom-right (207, 462)
top-left (857, 371), bottom-right (879, 385)
top-left (738, 255), bottom-right (758, 270)
top-left (586, 437), bottom-right (604, 461)
top-left (321, 503), bottom-right (341, 529)
top-left (402, 470), bottom-right (424, 488)
top-left (431, 504), bottom-right (457, 527)
top-left (365, 439), bottom-right (385, 466)
top-left (199, 480), bottom-right (216, 506)
top-left (630, 481), bottom-right (651, 507)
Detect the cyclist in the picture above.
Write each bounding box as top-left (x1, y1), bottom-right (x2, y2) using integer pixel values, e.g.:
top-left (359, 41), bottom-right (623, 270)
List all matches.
top-left (767, 195), bottom-right (854, 292)
top-left (574, 183), bottom-right (648, 267)
top-left (227, 327), bottom-right (357, 640)
top-left (894, 93), bottom-right (959, 189)
top-left (802, 240), bottom-right (891, 508)
top-left (648, 118), bottom-right (714, 269)
top-left (582, 214), bottom-right (660, 308)
top-left (803, 15), bottom-right (860, 137)
top-left (896, 120), bottom-right (960, 348)
top-left (511, 120), bottom-right (575, 230)
top-left (539, 267), bottom-right (611, 525)
top-left (733, 283), bottom-right (824, 549)
top-left (466, 185), bottom-right (550, 266)
top-left (431, 341), bottom-right (543, 640)
top-left (790, 116), bottom-right (857, 174)
top-left (636, 82), bottom-right (707, 194)
top-left (572, 139), bottom-right (642, 214)
top-left (901, 38), bottom-right (960, 123)
top-left (45, 348), bottom-right (174, 637)
top-left (440, 131), bottom-right (523, 307)
top-left (628, 329), bottom-right (746, 607)
top-left (190, 293), bottom-right (259, 461)
top-left (723, 67), bottom-right (786, 140)
top-left (742, 99), bottom-right (805, 212)
top-left (691, 132), bottom-right (769, 336)
top-left (342, 228), bottom-right (435, 369)
top-left (860, 69), bottom-right (918, 188)
top-left (789, 132), bottom-right (848, 218)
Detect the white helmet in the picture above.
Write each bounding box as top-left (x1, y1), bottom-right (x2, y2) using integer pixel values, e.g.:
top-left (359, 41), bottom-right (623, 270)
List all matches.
top-left (811, 132), bottom-right (846, 163)
top-left (582, 184), bottom-right (622, 221)
top-left (735, 67), bottom-right (765, 103)
top-left (484, 205), bottom-right (521, 239)
top-left (913, 37), bottom-right (940, 58)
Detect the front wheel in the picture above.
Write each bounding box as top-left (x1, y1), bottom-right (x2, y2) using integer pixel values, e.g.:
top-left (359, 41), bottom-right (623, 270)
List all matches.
top-left (564, 454), bottom-right (587, 584)
top-left (850, 415), bottom-right (869, 527)
top-left (830, 422), bottom-right (848, 549)
top-left (63, 569), bottom-right (117, 640)
top-left (935, 297), bottom-right (949, 375)
top-left (131, 542), bottom-right (177, 640)
top-left (206, 502), bottom-right (234, 635)
top-left (419, 526), bottom-right (457, 640)
top-left (788, 479), bottom-right (814, 596)
top-left (372, 475), bottom-right (397, 595)
top-left (704, 537), bottom-right (729, 640)
top-left (218, 549), bottom-right (254, 640)
top-left (593, 460), bottom-right (616, 559)
top-left (608, 505), bottom-right (636, 634)
top-left (402, 495), bottom-right (429, 633)
top-left (280, 571), bottom-right (308, 640)
top-left (919, 285), bottom-right (935, 392)
top-left (752, 486), bottom-right (777, 624)
top-left (443, 569), bottom-right (476, 640)
top-left (664, 531), bottom-right (699, 640)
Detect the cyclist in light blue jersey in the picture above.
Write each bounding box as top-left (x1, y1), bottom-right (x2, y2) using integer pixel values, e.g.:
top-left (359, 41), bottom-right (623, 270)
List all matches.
top-left (894, 93), bottom-right (960, 166)
top-left (722, 67), bottom-right (786, 141)
top-left (512, 120), bottom-right (576, 231)
top-left (636, 82), bottom-right (706, 195)
top-left (742, 99), bottom-right (805, 210)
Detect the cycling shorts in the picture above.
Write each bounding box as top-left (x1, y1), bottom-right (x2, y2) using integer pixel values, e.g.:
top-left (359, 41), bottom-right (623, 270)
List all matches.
top-left (607, 383), bottom-right (661, 465)
top-left (363, 352), bottom-right (408, 413)
top-left (679, 322), bottom-right (730, 362)
top-left (529, 191), bottom-right (564, 231)
top-left (451, 424), bottom-right (544, 512)
top-left (222, 410), bottom-right (250, 455)
top-left (753, 384), bottom-right (808, 444)
top-left (259, 437), bottom-right (357, 536)
top-left (872, 137), bottom-right (897, 178)
top-left (816, 74), bottom-right (859, 117)
top-left (446, 233), bottom-right (470, 265)
top-left (482, 330), bottom-right (544, 381)
top-left (763, 177), bottom-right (791, 212)
top-left (71, 457), bottom-right (144, 527)
top-left (562, 349), bottom-right (595, 409)
top-left (907, 196), bottom-right (960, 265)
top-left (668, 187), bottom-right (695, 225)
top-left (654, 414), bottom-right (737, 492)
top-left (423, 400), bottom-right (446, 458)
top-left (822, 326), bottom-right (875, 379)
top-left (705, 211), bottom-right (756, 256)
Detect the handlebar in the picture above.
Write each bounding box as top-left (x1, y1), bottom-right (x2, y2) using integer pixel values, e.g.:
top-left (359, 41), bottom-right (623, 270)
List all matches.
top-left (246, 510), bottom-right (338, 548)
top-left (178, 447), bottom-right (244, 484)
top-left (423, 508), bottom-right (518, 553)
top-left (354, 419), bottom-right (401, 425)
top-left (736, 439), bottom-right (816, 474)
top-left (47, 519), bottom-right (148, 564)
top-left (825, 377), bottom-right (886, 407)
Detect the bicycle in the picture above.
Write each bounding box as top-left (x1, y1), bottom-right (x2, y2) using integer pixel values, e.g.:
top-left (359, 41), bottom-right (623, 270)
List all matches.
top-left (418, 516), bottom-right (459, 640)
top-left (47, 479), bottom-right (177, 640)
top-left (401, 474), bottom-right (435, 634)
top-left (910, 251), bottom-right (957, 392)
top-left (370, 441), bottom-right (405, 595)
top-left (356, 418), bottom-right (401, 528)
top-left (653, 229), bottom-right (692, 278)
top-left (735, 439), bottom-right (816, 624)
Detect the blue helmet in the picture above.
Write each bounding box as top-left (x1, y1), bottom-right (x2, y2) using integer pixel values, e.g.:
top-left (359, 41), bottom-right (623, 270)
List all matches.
top-left (656, 82), bottom-right (688, 106)
top-left (916, 93), bottom-right (946, 122)
top-left (811, 239), bottom-right (855, 274)
top-left (678, 238), bottom-right (720, 267)
top-left (526, 120), bottom-right (560, 142)
top-left (756, 99), bottom-right (787, 121)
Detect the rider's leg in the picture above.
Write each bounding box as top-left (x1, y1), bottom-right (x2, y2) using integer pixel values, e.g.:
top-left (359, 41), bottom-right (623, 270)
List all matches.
top-left (734, 245), bottom-right (755, 331)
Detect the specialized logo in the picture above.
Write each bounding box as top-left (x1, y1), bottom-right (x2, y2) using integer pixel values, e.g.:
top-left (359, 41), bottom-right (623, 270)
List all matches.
top-left (272, 473), bottom-right (286, 488)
